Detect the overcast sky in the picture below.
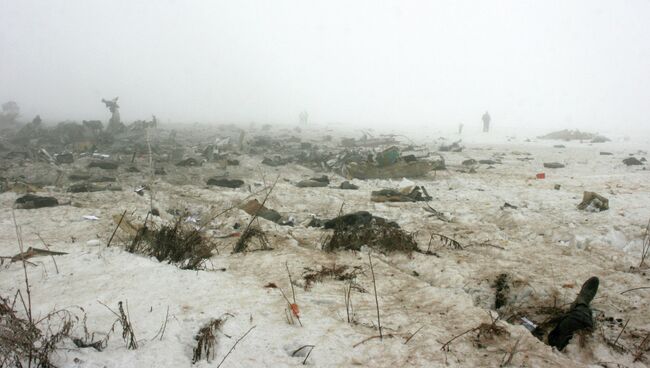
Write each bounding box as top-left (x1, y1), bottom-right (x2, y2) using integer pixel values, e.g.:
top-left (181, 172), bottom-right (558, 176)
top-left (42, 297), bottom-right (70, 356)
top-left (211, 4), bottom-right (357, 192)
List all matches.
top-left (1, 1), bottom-right (649, 134)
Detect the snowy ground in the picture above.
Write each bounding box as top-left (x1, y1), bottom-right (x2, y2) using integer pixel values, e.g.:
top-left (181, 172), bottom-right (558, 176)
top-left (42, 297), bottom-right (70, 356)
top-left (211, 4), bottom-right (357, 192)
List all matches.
top-left (1, 125), bottom-right (649, 367)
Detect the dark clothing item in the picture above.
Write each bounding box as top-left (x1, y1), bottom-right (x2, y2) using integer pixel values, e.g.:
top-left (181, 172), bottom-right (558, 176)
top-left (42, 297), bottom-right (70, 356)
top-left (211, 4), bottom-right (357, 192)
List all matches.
top-left (548, 276), bottom-right (599, 351)
top-left (548, 303), bottom-right (593, 350)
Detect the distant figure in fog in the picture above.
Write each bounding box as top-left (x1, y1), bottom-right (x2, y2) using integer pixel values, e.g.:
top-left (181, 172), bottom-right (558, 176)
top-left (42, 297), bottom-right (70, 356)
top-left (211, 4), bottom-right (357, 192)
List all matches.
top-left (299, 110), bottom-right (309, 125)
top-left (458, 123), bottom-right (464, 135)
top-left (482, 111), bottom-right (491, 133)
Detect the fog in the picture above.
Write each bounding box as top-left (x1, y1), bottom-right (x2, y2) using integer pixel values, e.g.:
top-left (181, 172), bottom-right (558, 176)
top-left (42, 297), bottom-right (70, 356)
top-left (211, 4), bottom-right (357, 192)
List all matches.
top-left (2, 1), bottom-right (649, 135)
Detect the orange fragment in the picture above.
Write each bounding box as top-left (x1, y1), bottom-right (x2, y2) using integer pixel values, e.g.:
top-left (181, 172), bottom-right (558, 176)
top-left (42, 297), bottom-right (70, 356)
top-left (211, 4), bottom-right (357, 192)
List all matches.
top-left (290, 303), bottom-right (300, 318)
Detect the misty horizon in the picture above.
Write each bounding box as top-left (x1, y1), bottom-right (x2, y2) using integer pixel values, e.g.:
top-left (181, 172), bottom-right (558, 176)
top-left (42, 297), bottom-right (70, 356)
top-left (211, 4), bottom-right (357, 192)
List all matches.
top-left (2, 1), bottom-right (650, 136)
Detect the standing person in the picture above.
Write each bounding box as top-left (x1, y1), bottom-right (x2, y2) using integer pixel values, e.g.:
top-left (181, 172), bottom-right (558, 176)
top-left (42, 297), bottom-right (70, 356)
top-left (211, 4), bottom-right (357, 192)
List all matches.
top-left (482, 111), bottom-right (491, 133)
top-left (299, 110), bottom-right (309, 125)
top-left (458, 123), bottom-right (464, 135)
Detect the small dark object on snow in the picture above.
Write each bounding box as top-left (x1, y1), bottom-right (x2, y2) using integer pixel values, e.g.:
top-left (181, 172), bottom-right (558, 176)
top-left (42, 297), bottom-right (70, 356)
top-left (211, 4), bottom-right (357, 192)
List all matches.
top-left (462, 159), bottom-right (477, 166)
top-left (154, 167), bottom-right (166, 175)
top-left (227, 159), bottom-right (240, 166)
top-left (296, 175), bottom-right (329, 188)
top-left (126, 166), bottom-right (140, 172)
top-left (339, 181), bottom-right (359, 190)
top-left (479, 159), bottom-right (499, 165)
top-left (554, 184), bottom-right (561, 190)
top-left (548, 276), bottom-right (599, 351)
top-left (553, 145), bottom-right (566, 148)
top-left (68, 183), bottom-right (120, 193)
top-left (15, 194), bottom-right (58, 209)
top-left (68, 183), bottom-right (101, 193)
top-left (324, 211), bottom-right (378, 229)
top-left (500, 202), bottom-right (518, 210)
top-left (623, 157), bottom-right (643, 166)
top-left (544, 162), bottom-right (565, 169)
top-left (591, 135), bottom-right (610, 143)
top-left (240, 199), bottom-right (283, 224)
top-left (577, 191), bottom-right (609, 212)
top-left (55, 152), bottom-right (74, 164)
top-left (371, 186), bottom-right (431, 202)
top-left (599, 152), bottom-right (613, 156)
top-left (439, 141), bottom-right (463, 152)
top-left (262, 156), bottom-right (291, 167)
top-left (494, 273), bottom-right (510, 310)
top-left (88, 161), bottom-right (119, 170)
top-left (306, 216), bottom-right (327, 228)
top-left (207, 177), bottom-right (244, 188)
top-left (402, 154), bottom-right (417, 162)
top-left (69, 173), bottom-right (91, 181)
top-left (91, 176), bottom-right (116, 183)
top-left (176, 157), bottom-right (201, 167)
top-left (73, 338), bottom-right (104, 352)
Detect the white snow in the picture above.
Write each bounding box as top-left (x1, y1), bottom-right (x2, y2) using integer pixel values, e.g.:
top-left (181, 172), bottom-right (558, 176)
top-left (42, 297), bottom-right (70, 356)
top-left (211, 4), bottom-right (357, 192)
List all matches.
top-left (1, 126), bottom-right (649, 367)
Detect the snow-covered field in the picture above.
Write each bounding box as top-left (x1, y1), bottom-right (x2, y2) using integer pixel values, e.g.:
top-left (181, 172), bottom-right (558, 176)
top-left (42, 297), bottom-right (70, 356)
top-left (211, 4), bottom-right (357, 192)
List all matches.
top-left (1, 125), bottom-right (649, 367)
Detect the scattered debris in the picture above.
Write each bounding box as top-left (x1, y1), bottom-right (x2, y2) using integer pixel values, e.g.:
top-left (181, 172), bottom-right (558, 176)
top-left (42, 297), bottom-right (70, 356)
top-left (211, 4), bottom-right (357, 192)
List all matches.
top-left (439, 141), bottom-right (463, 152)
top-left (371, 186), bottom-right (431, 202)
top-left (539, 130), bottom-right (607, 142)
top-left (176, 157), bottom-right (202, 167)
top-left (240, 199), bottom-right (283, 224)
top-left (54, 152), bottom-right (74, 164)
top-left (14, 194), bottom-right (58, 209)
top-left (88, 161), bottom-right (119, 170)
top-left (3, 247), bottom-right (68, 263)
top-left (339, 181), bottom-right (359, 190)
top-left (296, 175), bottom-right (329, 188)
top-left (623, 157), bottom-right (643, 166)
top-left (68, 183), bottom-right (121, 192)
top-left (577, 191), bottom-right (609, 212)
top-left (543, 162), bottom-right (565, 169)
top-left (207, 177), bottom-right (244, 188)
top-left (500, 202), bottom-right (518, 210)
top-left (322, 212), bottom-right (417, 253)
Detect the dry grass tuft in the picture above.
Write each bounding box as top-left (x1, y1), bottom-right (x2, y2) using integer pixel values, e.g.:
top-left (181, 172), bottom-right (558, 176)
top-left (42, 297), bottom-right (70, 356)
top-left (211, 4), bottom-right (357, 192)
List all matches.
top-left (302, 264), bottom-right (363, 290)
top-left (233, 226), bottom-right (271, 253)
top-left (126, 216), bottom-right (214, 270)
top-left (323, 217), bottom-right (417, 253)
top-left (0, 294), bottom-right (75, 367)
top-left (192, 317), bottom-right (229, 363)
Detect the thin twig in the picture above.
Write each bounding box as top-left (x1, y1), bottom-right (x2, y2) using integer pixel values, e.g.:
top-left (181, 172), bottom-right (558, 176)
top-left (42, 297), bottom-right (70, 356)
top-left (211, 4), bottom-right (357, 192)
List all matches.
top-left (353, 333), bottom-right (395, 348)
top-left (620, 287), bottom-right (650, 294)
top-left (284, 261), bottom-right (302, 326)
top-left (107, 210), bottom-right (127, 247)
top-left (35, 233), bottom-right (59, 274)
top-left (614, 319), bottom-right (629, 346)
top-left (440, 327), bottom-right (479, 351)
top-left (12, 210), bottom-right (32, 324)
top-left (286, 262), bottom-right (296, 304)
top-left (292, 343), bottom-right (315, 364)
top-left (368, 252), bottom-right (382, 340)
top-left (404, 326), bottom-right (425, 344)
top-left (215, 325), bottom-right (256, 368)
top-left (151, 306), bottom-right (170, 341)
